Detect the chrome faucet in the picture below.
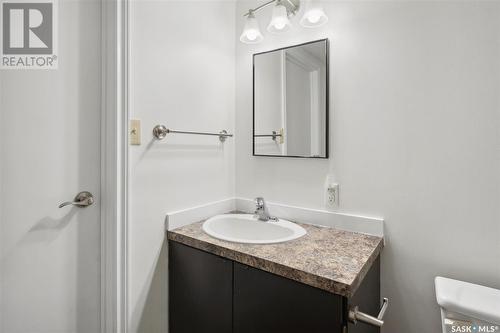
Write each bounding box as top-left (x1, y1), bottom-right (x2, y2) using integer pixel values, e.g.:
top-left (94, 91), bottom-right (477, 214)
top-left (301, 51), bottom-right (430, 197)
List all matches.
top-left (254, 197), bottom-right (278, 222)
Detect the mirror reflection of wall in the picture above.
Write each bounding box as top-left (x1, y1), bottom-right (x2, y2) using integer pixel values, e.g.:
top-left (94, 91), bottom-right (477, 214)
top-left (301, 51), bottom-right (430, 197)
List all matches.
top-left (253, 39), bottom-right (328, 158)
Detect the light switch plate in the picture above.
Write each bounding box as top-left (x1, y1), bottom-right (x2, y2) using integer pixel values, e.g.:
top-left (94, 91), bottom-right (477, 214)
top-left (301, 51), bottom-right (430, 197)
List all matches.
top-left (130, 119), bottom-right (141, 145)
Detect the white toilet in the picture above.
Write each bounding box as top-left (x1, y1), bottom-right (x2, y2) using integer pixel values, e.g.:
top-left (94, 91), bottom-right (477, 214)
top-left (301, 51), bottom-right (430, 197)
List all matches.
top-left (435, 276), bottom-right (500, 333)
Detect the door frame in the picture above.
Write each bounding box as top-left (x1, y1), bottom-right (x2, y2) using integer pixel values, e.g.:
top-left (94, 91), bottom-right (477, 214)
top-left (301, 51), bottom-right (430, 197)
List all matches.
top-left (101, 0), bottom-right (130, 332)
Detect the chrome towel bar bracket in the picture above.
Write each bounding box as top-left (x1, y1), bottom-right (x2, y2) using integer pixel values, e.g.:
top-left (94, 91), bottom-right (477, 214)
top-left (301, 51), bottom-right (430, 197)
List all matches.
top-left (152, 124), bottom-right (233, 143)
top-left (254, 128), bottom-right (284, 144)
top-left (254, 131), bottom-right (282, 140)
top-left (349, 297), bottom-right (389, 327)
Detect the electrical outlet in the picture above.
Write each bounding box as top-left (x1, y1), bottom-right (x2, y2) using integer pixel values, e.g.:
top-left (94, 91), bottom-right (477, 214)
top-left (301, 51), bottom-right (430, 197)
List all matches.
top-left (326, 183), bottom-right (339, 208)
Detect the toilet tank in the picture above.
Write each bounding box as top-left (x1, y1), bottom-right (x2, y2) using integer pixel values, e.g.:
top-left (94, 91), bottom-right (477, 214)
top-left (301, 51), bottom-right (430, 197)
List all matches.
top-left (435, 277), bottom-right (500, 333)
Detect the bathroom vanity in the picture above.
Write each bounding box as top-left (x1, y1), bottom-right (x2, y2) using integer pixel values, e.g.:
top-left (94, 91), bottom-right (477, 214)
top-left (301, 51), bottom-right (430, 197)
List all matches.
top-left (166, 38), bottom-right (386, 332)
top-left (168, 218), bottom-right (384, 333)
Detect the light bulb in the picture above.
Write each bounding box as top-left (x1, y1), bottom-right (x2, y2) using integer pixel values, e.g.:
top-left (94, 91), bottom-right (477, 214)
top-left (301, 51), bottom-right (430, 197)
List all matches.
top-left (246, 31), bottom-right (258, 41)
top-left (300, 1), bottom-right (328, 28)
top-left (267, 2), bottom-right (291, 33)
top-left (274, 20), bottom-right (286, 30)
top-left (240, 12), bottom-right (264, 44)
top-left (307, 10), bottom-right (321, 23)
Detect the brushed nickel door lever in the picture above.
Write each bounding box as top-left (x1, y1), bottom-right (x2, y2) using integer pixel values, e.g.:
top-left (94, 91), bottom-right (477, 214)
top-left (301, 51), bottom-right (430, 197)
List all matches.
top-left (59, 191), bottom-right (94, 208)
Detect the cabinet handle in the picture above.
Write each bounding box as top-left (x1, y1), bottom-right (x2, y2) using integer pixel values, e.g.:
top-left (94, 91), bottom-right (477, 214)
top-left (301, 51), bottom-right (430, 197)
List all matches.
top-left (348, 298), bottom-right (388, 327)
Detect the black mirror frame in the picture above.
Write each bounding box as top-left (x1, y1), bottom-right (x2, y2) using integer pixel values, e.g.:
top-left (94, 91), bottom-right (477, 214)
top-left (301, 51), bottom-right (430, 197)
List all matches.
top-left (252, 38), bottom-right (329, 159)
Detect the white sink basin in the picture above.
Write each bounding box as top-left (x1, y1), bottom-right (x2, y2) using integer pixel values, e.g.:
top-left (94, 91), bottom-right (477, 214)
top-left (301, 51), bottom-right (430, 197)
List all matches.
top-left (202, 214), bottom-right (306, 244)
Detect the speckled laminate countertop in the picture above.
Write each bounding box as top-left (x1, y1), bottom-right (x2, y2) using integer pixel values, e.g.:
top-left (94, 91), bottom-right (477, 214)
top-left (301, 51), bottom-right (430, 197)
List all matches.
top-left (167, 218), bottom-right (383, 298)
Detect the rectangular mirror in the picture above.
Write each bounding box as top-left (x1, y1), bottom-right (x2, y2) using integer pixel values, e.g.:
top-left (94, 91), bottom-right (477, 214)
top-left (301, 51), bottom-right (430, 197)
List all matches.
top-left (253, 39), bottom-right (329, 158)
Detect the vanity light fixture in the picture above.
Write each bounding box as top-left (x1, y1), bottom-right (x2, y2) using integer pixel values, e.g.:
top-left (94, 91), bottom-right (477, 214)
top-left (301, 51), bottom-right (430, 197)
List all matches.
top-left (240, 0), bottom-right (328, 44)
top-left (300, 0), bottom-right (328, 28)
top-left (240, 10), bottom-right (264, 44)
top-left (267, 1), bottom-right (292, 33)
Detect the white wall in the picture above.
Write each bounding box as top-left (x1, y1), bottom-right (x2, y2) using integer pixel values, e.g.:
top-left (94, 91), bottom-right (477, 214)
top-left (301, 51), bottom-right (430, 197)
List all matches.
top-left (0, 64), bottom-right (3, 333)
top-left (0, 1), bottom-right (102, 332)
top-left (129, 1), bottom-right (236, 332)
top-left (236, 1), bottom-right (500, 332)
top-left (0, 78), bottom-right (3, 332)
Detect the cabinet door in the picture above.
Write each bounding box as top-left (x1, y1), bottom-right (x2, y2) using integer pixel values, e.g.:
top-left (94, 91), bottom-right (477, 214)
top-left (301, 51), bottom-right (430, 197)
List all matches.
top-left (234, 263), bottom-right (343, 333)
top-left (169, 242), bottom-right (233, 333)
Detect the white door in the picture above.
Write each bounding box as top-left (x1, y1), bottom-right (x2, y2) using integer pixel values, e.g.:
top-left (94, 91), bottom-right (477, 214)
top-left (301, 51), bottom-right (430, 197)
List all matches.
top-left (0, 0), bottom-right (102, 332)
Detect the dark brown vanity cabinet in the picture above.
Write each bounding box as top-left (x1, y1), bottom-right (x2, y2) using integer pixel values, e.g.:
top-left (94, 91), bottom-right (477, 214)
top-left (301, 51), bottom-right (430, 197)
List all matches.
top-left (169, 241), bottom-right (380, 333)
top-left (169, 241), bottom-right (233, 333)
top-left (233, 263), bottom-right (343, 333)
